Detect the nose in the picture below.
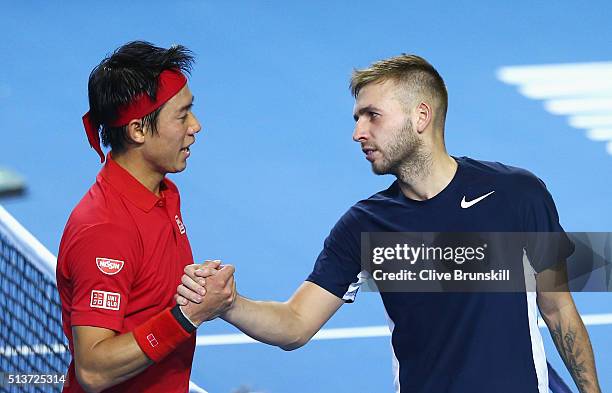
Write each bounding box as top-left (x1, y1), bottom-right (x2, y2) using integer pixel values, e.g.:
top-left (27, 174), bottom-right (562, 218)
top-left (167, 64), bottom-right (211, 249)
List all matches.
top-left (188, 112), bottom-right (202, 135)
top-left (352, 120), bottom-right (369, 143)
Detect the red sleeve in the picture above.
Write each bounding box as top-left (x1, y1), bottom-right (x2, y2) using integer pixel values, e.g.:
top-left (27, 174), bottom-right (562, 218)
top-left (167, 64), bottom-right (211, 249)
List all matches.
top-left (66, 223), bottom-right (142, 331)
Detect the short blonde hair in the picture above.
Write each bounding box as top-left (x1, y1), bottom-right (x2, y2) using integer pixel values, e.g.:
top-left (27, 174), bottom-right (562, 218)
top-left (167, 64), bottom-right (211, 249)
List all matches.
top-left (350, 54), bottom-right (448, 124)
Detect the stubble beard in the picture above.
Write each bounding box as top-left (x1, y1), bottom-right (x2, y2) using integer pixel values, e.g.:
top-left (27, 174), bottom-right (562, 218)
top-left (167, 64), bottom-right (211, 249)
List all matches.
top-left (371, 121), bottom-right (431, 182)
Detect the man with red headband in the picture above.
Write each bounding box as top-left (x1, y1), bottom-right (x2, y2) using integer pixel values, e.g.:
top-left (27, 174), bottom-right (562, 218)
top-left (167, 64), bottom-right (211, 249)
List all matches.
top-left (56, 41), bottom-right (236, 392)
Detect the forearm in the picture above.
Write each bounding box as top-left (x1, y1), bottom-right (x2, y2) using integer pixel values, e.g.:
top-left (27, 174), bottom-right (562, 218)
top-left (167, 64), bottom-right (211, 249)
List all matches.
top-left (221, 295), bottom-right (309, 350)
top-left (74, 306), bottom-right (195, 392)
top-left (178, 279), bottom-right (341, 351)
top-left (542, 306), bottom-right (601, 393)
top-left (73, 328), bottom-right (152, 392)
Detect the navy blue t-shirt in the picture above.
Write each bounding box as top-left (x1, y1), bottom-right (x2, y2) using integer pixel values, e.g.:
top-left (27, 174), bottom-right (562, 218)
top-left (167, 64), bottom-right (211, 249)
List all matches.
top-left (307, 157), bottom-right (571, 393)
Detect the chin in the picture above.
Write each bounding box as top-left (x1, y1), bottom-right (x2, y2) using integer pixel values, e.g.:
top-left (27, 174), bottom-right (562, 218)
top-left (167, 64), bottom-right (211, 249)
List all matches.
top-left (167, 164), bottom-right (187, 174)
top-left (371, 162), bottom-right (391, 176)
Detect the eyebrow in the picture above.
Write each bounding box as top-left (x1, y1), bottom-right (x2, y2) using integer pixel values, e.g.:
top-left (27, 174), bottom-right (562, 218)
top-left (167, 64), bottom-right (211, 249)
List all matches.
top-left (178, 96), bottom-right (195, 113)
top-left (353, 105), bottom-right (381, 121)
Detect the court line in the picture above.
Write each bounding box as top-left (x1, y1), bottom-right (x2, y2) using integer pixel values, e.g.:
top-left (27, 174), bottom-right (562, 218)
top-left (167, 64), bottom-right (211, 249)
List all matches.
top-left (195, 312), bottom-right (612, 347)
top-left (1, 313), bottom-right (610, 356)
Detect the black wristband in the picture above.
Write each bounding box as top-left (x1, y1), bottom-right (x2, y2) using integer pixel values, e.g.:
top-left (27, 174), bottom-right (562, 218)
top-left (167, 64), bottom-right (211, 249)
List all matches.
top-left (170, 304), bottom-right (198, 334)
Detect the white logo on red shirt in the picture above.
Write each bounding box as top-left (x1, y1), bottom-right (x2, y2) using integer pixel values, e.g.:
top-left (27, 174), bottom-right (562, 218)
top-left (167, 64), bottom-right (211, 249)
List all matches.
top-left (90, 290), bottom-right (121, 311)
top-left (175, 215), bottom-right (186, 234)
top-left (96, 257), bottom-right (125, 275)
top-left (146, 334), bottom-right (159, 348)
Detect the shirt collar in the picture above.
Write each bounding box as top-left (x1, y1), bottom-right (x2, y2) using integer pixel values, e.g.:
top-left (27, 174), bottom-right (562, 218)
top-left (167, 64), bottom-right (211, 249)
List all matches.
top-left (99, 153), bottom-right (175, 212)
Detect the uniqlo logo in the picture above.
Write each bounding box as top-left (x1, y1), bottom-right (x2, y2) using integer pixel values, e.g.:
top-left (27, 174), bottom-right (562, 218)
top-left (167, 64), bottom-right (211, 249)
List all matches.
top-left (175, 215), bottom-right (186, 234)
top-left (90, 290), bottom-right (121, 311)
top-left (146, 334), bottom-right (159, 347)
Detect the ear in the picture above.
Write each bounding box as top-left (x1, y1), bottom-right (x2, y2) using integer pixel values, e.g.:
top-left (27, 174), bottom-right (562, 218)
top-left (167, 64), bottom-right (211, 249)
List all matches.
top-left (415, 102), bottom-right (432, 133)
top-left (125, 119), bottom-right (145, 144)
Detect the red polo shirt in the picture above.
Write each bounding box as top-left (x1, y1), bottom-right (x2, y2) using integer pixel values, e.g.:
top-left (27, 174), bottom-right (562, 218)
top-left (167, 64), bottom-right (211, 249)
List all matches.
top-left (57, 156), bottom-right (196, 392)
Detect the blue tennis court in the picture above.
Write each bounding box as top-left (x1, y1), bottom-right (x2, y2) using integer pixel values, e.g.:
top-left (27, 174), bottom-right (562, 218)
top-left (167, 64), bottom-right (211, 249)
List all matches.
top-left (1, 1), bottom-right (610, 392)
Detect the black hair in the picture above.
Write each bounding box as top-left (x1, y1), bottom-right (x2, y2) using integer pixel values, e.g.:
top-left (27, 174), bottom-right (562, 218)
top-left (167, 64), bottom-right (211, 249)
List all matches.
top-left (87, 41), bottom-right (194, 153)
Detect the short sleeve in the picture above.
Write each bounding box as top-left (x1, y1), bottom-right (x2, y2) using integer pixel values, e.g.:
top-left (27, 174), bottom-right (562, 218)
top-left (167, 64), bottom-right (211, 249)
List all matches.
top-left (306, 210), bottom-right (363, 302)
top-left (66, 223), bottom-right (141, 331)
top-left (522, 177), bottom-right (574, 272)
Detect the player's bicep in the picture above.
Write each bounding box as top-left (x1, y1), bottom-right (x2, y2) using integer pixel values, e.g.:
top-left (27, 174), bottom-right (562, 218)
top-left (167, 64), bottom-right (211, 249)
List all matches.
top-left (536, 263), bottom-right (573, 317)
top-left (536, 260), bottom-right (570, 292)
top-left (72, 325), bottom-right (116, 369)
top-left (287, 281), bottom-right (344, 338)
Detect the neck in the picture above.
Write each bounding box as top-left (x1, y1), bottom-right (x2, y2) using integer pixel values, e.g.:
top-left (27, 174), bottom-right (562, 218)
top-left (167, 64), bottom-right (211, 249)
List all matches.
top-left (395, 146), bottom-right (457, 201)
top-left (112, 150), bottom-right (164, 196)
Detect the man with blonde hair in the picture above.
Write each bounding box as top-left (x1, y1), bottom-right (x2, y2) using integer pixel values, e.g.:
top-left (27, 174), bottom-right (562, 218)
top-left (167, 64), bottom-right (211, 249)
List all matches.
top-left (178, 54), bottom-right (601, 393)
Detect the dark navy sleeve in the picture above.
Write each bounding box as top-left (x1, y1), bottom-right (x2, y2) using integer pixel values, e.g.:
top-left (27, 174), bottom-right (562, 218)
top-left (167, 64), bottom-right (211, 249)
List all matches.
top-left (522, 176), bottom-right (574, 273)
top-left (306, 209), bottom-right (363, 302)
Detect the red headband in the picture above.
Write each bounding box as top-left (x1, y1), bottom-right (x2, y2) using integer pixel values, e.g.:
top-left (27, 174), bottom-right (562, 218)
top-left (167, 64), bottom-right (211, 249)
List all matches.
top-left (82, 69), bottom-right (188, 162)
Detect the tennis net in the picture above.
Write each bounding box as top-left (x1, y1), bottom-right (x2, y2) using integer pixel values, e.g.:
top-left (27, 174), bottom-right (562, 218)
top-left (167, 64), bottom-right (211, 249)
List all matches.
top-left (0, 205), bottom-right (69, 392)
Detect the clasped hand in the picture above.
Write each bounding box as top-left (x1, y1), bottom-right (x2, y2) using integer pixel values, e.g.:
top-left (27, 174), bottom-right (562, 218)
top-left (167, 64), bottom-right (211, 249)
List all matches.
top-left (175, 260), bottom-right (236, 325)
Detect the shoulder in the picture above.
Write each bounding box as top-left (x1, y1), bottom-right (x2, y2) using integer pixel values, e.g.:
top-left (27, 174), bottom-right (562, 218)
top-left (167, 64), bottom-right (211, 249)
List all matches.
top-left (60, 220), bottom-right (142, 258)
top-left (459, 156), bottom-right (549, 195)
top-left (345, 182), bottom-right (392, 213)
top-left (352, 182), bottom-right (402, 212)
top-left (65, 204), bottom-right (136, 242)
top-left (459, 156), bottom-right (536, 179)
top-left (333, 182), bottom-right (400, 231)
top-left (66, 172), bottom-right (145, 232)
top-left (459, 157), bottom-right (560, 226)
top-left (61, 186), bottom-right (141, 257)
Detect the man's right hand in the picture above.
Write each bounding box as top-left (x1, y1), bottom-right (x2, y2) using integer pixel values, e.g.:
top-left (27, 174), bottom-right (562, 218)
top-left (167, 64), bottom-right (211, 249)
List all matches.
top-left (178, 260), bottom-right (236, 325)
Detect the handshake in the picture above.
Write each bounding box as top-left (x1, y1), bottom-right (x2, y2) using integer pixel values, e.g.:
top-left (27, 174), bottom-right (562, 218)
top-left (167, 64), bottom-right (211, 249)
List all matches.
top-left (174, 260), bottom-right (237, 327)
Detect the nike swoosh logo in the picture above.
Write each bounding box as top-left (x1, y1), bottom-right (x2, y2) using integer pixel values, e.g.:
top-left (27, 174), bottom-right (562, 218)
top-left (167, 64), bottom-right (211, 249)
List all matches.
top-left (461, 191), bottom-right (495, 209)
